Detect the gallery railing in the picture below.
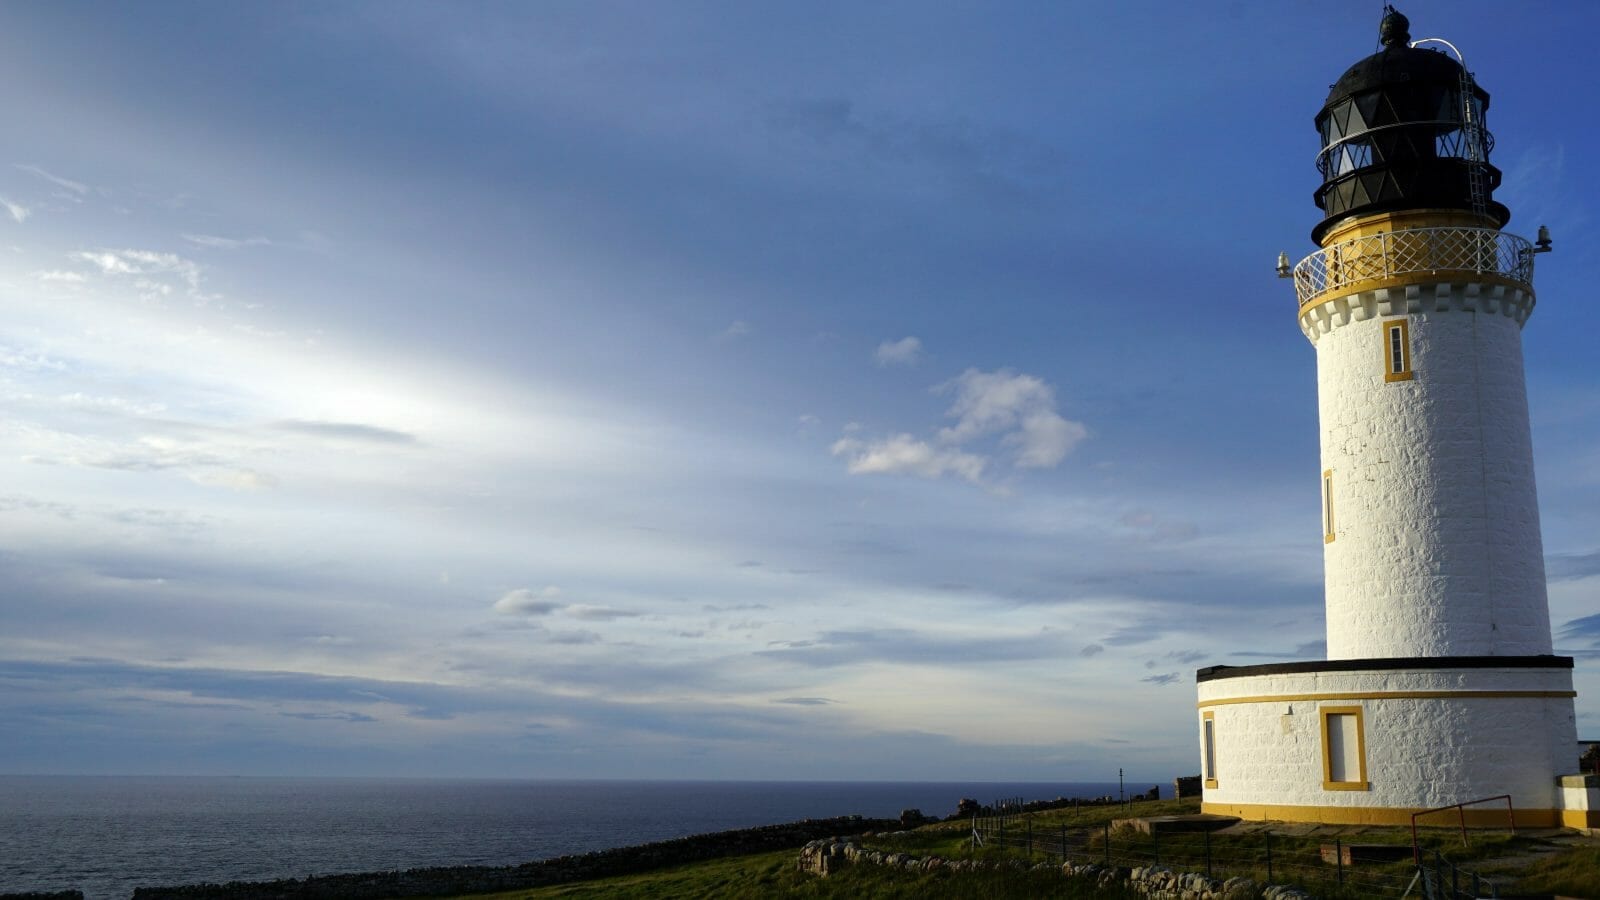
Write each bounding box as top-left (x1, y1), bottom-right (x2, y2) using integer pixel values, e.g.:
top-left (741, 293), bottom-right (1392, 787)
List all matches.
top-left (1292, 226), bottom-right (1535, 309)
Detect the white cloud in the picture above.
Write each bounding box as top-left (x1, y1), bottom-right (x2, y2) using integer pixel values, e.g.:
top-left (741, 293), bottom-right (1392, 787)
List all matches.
top-left (939, 368), bottom-right (1085, 467)
top-left (1, 197), bottom-right (31, 223)
top-left (183, 233), bottom-right (271, 250)
top-left (1007, 409), bottom-right (1087, 469)
top-left (833, 368), bottom-right (1085, 483)
top-left (831, 434), bottom-right (986, 482)
top-left (72, 248), bottom-right (206, 298)
top-left (874, 336), bottom-right (922, 367)
top-left (34, 270), bottom-right (85, 283)
top-left (493, 586), bottom-right (565, 616)
top-left (192, 469), bottom-right (279, 492)
top-left (15, 164), bottom-right (89, 196)
top-left (715, 320), bottom-right (752, 342)
top-left (76, 251), bottom-right (138, 274)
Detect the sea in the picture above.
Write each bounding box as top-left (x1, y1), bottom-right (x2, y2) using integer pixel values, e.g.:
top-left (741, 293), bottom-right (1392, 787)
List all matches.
top-left (0, 776), bottom-right (1138, 899)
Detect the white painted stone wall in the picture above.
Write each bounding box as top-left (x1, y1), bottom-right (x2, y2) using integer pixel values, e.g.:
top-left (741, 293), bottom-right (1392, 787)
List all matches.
top-left (1198, 666), bottom-right (1576, 812)
top-left (1302, 282), bottom-right (1550, 659)
top-left (1558, 776), bottom-right (1599, 824)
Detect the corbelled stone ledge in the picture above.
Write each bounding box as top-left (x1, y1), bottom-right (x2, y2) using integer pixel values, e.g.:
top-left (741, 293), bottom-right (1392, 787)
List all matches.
top-left (128, 816), bottom-right (899, 900)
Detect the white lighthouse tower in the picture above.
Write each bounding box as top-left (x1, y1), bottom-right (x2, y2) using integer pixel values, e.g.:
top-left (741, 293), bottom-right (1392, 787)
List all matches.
top-left (1194, 8), bottom-right (1594, 828)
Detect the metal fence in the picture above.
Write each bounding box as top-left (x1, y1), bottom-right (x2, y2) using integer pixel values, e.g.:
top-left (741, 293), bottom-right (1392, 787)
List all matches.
top-left (967, 799), bottom-right (1500, 898)
top-left (1291, 226), bottom-right (1535, 308)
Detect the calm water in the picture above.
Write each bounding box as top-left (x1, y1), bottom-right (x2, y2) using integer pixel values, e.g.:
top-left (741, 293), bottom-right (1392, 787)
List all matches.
top-left (0, 777), bottom-right (1135, 899)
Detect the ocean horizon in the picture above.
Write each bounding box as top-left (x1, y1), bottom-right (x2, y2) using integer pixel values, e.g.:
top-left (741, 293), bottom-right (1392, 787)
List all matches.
top-left (0, 775), bottom-right (1156, 899)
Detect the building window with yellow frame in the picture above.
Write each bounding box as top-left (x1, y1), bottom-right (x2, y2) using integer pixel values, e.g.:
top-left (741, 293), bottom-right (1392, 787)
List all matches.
top-left (1322, 470), bottom-right (1335, 544)
top-left (1202, 711), bottom-right (1218, 789)
top-left (1384, 318), bottom-right (1413, 382)
top-left (1320, 705), bottom-right (1369, 791)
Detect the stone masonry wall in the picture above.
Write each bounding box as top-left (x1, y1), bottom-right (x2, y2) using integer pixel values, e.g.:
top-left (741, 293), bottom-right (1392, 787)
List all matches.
top-left (797, 836), bottom-right (1311, 900)
top-left (1308, 285), bottom-right (1549, 659)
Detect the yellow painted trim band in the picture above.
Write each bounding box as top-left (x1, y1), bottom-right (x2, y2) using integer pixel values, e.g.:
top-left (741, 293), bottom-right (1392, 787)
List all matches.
top-left (1198, 690), bottom-right (1575, 709)
top-left (1562, 809), bottom-right (1600, 829)
top-left (1202, 801), bottom-right (1561, 828)
top-left (1319, 208), bottom-right (1503, 245)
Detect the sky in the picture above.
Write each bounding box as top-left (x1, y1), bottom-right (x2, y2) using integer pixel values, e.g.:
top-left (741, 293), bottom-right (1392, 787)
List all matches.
top-left (1, 1), bottom-right (1597, 782)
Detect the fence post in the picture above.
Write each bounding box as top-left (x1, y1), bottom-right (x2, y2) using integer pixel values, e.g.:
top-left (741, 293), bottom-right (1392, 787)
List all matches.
top-left (1061, 823), bottom-right (1067, 862)
top-left (1104, 823), bottom-right (1111, 868)
top-left (1153, 825), bottom-right (1160, 867)
top-left (1336, 837), bottom-right (1344, 889)
top-left (1205, 829), bottom-right (1212, 879)
top-left (1266, 832), bottom-right (1273, 883)
top-left (1027, 818), bottom-right (1033, 858)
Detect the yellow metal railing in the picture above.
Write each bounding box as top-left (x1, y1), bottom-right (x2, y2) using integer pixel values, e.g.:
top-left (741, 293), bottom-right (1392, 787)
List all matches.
top-left (1293, 226), bottom-right (1535, 309)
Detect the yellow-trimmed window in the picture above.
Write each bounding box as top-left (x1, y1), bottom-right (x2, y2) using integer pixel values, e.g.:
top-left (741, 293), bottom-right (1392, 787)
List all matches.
top-left (1202, 711), bottom-right (1218, 789)
top-left (1322, 470), bottom-right (1335, 544)
top-left (1320, 705), bottom-right (1369, 791)
top-left (1384, 318), bottom-right (1413, 382)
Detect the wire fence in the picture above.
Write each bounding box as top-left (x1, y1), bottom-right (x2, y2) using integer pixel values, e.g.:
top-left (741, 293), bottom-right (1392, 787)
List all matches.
top-left (967, 799), bottom-right (1502, 898)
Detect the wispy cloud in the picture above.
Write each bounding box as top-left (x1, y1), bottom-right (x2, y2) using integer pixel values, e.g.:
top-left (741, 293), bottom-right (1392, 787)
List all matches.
top-left (1547, 549), bottom-right (1600, 582)
top-left (714, 320), bottom-right (751, 342)
top-left (1560, 614), bottom-right (1600, 643)
top-left (72, 248), bottom-right (205, 298)
top-left (493, 586), bottom-right (565, 616)
top-left (34, 270), bottom-right (85, 283)
top-left (182, 233), bottom-right (271, 250)
top-left (1, 197), bottom-right (30, 223)
top-left (274, 420), bottom-right (418, 445)
top-left (15, 164), bottom-right (89, 196)
top-left (566, 605), bottom-right (641, 622)
top-left (191, 469), bottom-right (280, 492)
top-left (874, 336), bottom-right (922, 367)
top-left (1141, 673), bottom-right (1181, 686)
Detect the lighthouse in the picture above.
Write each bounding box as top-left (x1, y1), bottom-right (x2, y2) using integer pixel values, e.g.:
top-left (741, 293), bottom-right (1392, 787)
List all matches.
top-left (1193, 8), bottom-right (1594, 827)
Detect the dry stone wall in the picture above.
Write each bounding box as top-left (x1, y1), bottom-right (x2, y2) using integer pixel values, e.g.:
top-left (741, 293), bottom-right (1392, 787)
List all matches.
top-left (797, 836), bottom-right (1312, 899)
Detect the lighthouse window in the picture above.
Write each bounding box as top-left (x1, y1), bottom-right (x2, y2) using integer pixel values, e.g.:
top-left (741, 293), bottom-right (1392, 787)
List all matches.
top-left (1322, 470), bottom-right (1335, 544)
top-left (1320, 706), bottom-right (1369, 791)
top-left (1384, 319), bottom-right (1412, 382)
top-left (1202, 712), bottom-right (1218, 789)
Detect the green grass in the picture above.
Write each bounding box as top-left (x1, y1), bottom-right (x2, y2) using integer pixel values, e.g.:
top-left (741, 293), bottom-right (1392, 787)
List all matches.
top-left (444, 849), bottom-right (1136, 899)
top-left (1490, 844), bottom-right (1600, 897)
top-left (441, 799), bottom-right (1600, 900)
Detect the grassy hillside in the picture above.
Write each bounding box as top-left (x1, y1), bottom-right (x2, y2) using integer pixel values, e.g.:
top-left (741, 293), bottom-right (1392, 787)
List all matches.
top-left (449, 849), bottom-right (1137, 899)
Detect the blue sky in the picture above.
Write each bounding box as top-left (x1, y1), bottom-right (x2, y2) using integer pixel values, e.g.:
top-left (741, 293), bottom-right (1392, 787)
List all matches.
top-left (1, 1), bottom-right (1596, 781)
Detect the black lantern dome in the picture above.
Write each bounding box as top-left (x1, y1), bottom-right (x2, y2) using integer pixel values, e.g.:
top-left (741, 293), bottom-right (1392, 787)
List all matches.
top-left (1312, 7), bottom-right (1509, 242)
